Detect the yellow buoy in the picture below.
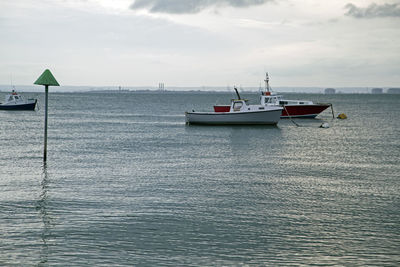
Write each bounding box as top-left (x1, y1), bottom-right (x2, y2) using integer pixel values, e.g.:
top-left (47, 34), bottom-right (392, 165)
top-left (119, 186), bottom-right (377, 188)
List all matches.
top-left (337, 113), bottom-right (347, 119)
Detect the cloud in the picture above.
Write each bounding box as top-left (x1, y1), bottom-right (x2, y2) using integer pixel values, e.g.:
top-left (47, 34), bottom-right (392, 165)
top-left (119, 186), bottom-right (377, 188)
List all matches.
top-left (130, 0), bottom-right (271, 14)
top-left (344, 2), bottom-right (400, 18)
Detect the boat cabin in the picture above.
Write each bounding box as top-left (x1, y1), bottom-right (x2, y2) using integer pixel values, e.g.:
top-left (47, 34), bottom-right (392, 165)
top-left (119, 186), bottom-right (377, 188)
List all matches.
top-left (214, 98), bottom-right (273, 113)
top-left (5, 92), bottom-right (26, 104)
top-left (232, 100), bottom-right (247, 111)
top-left (230, 99), bottom-right (271, 112)
top-left (214, 100), bottom-right (251, 113)
top-left (262, 94), bottom-right (282, 105)
top-left (261, 93), bottom-right (314, 106)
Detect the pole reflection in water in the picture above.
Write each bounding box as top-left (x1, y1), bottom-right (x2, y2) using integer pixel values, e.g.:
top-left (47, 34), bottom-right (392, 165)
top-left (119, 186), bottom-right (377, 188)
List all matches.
top-left (36, 164), bottom-right (51, 266)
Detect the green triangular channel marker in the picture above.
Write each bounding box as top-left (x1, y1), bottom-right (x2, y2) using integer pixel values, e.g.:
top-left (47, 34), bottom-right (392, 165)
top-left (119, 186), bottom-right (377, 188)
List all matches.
top-left (34, 69), bottom-right (60, 86)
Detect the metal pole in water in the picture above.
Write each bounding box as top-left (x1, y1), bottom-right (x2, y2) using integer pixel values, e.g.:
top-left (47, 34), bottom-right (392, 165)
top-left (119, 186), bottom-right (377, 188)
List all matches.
top-left (34, 69), bottom-right (59, 163)
top-left (44, 85), bottom-right (48, 162)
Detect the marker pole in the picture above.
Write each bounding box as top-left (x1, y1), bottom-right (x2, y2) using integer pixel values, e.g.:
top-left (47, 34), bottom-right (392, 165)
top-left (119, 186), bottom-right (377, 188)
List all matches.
top-left (44, 85), bottom-right (48, 163)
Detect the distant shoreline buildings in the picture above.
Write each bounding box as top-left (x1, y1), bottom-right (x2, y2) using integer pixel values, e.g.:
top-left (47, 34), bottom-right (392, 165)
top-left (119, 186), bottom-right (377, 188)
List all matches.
top-left (324, 88), bottom-right (336, 94)
top-left (387, 88), bottom-right (400, 94)
top-left (371, 88), bottom-right (383, 94)
top-left (322, 87), bottom-right (400, 94)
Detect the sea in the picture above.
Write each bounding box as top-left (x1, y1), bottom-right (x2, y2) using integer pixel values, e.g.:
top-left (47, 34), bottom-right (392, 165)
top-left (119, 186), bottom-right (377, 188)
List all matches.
top-left (0, 91), bottom-right (399, 266)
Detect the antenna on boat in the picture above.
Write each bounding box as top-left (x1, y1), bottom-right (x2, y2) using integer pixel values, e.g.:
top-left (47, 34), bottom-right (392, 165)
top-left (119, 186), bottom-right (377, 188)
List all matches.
top-left (234, 86), bottom-right (242, 100)
top-left (10, 74), bottom-right (16, 91)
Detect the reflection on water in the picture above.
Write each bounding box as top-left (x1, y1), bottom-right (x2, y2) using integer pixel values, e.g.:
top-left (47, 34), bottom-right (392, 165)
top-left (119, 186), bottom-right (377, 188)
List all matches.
top-left (37, 165), bottom-right (51, 266)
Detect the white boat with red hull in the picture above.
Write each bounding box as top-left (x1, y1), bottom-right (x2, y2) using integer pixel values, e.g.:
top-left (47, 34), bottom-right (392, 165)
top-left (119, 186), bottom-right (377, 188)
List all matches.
top-left (214, 73), bottom-right (332, 118)
top-left (261, 92), bottom-right (331, 118)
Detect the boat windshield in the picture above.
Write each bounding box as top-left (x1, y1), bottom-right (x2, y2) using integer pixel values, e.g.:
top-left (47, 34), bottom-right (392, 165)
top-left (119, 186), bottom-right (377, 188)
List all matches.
top-left (233, 101), bottom-right (243, 111)
top-left (265, 96), bottom-right (279, 104)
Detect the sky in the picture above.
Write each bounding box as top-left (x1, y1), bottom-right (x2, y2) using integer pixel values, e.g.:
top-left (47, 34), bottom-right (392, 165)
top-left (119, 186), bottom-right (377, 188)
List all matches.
top-left (1, 0), bottom-right (399, 88)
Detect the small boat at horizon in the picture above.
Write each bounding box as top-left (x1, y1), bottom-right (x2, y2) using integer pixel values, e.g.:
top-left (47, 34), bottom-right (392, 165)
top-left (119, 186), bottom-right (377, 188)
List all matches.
top-left (185, 87), bottom-right (283, 125)
top-left (214, 73), bottom-right (331, 118)
top-left (0, 90), bottom-right (37, 110)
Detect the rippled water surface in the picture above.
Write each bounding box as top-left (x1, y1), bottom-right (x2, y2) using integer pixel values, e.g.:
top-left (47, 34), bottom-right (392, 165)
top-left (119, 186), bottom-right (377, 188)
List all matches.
top-left (0, 91), bottom-right (399, 266)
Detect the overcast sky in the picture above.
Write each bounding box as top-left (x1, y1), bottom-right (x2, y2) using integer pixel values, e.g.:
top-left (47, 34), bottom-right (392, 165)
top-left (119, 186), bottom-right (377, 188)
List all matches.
top-left (1, 0), bottom-right (399, 88)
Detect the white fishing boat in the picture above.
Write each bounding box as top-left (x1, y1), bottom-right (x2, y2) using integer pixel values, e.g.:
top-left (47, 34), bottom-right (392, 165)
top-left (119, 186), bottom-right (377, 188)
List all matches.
top-left (185, 88), bottom-right (283, 125)
top-left (0, 90), bottom-right (37, 110)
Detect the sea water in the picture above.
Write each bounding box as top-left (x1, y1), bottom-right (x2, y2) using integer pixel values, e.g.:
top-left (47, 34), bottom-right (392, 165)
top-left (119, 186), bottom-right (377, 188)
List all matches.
top-left (0, 91), bottom-right (399, 266)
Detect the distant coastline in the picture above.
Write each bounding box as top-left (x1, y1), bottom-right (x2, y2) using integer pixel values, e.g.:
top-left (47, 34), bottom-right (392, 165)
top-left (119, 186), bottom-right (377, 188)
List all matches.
top-left (0, 85), bottom-right (399, 94)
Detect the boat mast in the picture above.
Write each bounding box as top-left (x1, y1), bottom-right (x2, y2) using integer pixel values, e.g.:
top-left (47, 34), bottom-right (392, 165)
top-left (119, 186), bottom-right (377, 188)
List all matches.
top-left (264, 72), bottom-right (270, 93)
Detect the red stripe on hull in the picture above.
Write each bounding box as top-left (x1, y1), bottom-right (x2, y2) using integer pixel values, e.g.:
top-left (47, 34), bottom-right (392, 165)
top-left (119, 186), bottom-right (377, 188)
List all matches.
top-left (213, 105), bottom-right (230, 112)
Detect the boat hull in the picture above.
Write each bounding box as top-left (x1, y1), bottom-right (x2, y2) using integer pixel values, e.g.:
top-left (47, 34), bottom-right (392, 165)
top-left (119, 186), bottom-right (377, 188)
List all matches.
top-left (281, 104), bottom-right (330, 118)
top-left (186, 108), bottom-right (282, 125)
top-left (0, 100), bottom-right (37, 111)
top-left (214, 104), bottom-right (330, 118)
